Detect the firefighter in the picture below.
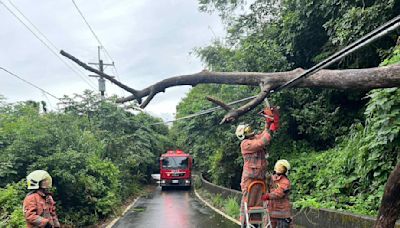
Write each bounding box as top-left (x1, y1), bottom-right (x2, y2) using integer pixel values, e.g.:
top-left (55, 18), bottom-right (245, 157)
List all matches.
top-left (236, 106), bottom-right (279, 227)
top-left (23, 170), bottom-right (60, 228)
top-left (262, 159), bottom-right (293, 228)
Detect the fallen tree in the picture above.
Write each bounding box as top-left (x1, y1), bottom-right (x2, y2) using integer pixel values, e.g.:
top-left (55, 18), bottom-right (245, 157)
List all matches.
top-left (60, 50), bottom-right (400, 124)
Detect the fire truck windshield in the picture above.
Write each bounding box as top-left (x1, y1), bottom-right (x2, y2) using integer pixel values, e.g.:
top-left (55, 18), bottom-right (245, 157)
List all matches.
top-left (162, 157), bottom-right (189, 169)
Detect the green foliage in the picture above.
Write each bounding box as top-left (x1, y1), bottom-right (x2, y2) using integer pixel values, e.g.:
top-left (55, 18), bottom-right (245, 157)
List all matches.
top-left (224, 197), bottom-right (240, 219)
top-left (178, 0), bottom-right (400, 217)
top-left (290, 47), bottom-right (400, 215)
top-left (197, 188), bottom-right (240, 219)
top-left (212, 193), bottom-right (224, 207)
top-left (0, 181), bottom-right (26, 228)
top-left (0, 91), bottom-right (171, 226)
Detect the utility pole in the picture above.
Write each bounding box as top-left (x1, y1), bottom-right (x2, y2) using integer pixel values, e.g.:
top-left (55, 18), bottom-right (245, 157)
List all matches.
top-left (88, 46), bottom-right (114, 99)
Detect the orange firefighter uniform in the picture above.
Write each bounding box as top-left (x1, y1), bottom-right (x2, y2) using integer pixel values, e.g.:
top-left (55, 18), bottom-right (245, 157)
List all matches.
top-left (239, 130), bottom-right (271, 226)
top-left (240, 130), bottom-right (271, 191)
top-left (23, 190), bottom-right (60, 228)
top-left (263, 173), bottom-right (293, 227)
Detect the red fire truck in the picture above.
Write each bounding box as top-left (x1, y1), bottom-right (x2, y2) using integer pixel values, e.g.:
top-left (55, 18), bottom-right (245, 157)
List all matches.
top-left (159, 150), bottom-right (193, 190)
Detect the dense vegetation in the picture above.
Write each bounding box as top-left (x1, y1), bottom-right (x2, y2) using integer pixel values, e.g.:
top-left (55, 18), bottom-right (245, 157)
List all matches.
top-left (170, 0), bottom-right (400, 216)
top-left (0, 91), bottom-right (171, 227)
top-left (1, 1), bottom-right (399, 227)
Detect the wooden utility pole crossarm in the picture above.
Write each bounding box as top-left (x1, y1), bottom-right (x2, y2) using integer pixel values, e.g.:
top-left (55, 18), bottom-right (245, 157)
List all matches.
top-left (60, 50), bottom-right (139, 98)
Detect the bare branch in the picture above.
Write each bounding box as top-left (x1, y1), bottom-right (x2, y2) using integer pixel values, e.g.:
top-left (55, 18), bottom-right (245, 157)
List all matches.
top-left (117, 69), bottom-right (272, 106)
top-left (60, 50), bottom-right (140, 99)
top-left (206, 96), bottom-right (232, 111)
top-left (220, 85), bottom-right (272, 124)
top-left (141, 87), bottom-right (157, 108)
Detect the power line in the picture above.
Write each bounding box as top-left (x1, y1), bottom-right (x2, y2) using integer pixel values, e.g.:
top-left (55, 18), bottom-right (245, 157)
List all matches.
top-left (71, 0), bottom-right (113, 60)
top-left (0, 1), bottom-right (97, 90)
top-left (272, 14), bottom-right (400, 93)
top-left (0, 66), bottom-right (60, 101)
top-left (6, 0), bottom-right (94, 83)
top-left (150, 95), bottom-right (257, 125)
top-left (7, 0), bottom-right (60, 54)
top-left (71, 0), bottom-right (125, 95)
top-left (151, 15), bottom-right (400, 126)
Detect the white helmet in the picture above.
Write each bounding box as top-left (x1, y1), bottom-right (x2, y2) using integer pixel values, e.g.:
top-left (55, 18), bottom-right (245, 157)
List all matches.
top-left (274, 160), bottom-right (291, 175)
top-left (26, 170), bottom-right (52, 190)
top-left (235, 124), bottom-right (254, 140)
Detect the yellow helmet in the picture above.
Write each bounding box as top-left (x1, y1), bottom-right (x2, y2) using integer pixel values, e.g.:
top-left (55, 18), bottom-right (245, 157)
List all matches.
top-left (235, 124), bottom-right (254, 140)
top-left (27, 170), bottom-right (52, 190)
top-left (274, 160), bottom-right (291, 175)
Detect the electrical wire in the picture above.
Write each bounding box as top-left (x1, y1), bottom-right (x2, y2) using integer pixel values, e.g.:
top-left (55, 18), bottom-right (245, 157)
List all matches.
top-left (71, 0), bottom-right (113, 61)
top-left (0, 0), bottom-right (97, 90)
top-left (71, 0), bottom-right (125, 96)
top-left (272, 14), bottom-right (400, 93)
top-left (0, 66), bottom-right (60, 101)
top-left (151, 15), bottom-right (400, 126)
top-left (7, 0), bottom-right (95, 83)
top-left (150, 95), bottom-right (258, 125)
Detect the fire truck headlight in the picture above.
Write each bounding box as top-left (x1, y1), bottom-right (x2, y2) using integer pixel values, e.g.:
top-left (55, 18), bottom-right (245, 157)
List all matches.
top-left (185, 180), bottom-right (191, 184)
top-left (161, 180), bottom-right (166, 184)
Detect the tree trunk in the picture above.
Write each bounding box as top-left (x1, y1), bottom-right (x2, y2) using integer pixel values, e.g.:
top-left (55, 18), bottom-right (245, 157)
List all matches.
top-left (375, 163), bottom-right (400, 228)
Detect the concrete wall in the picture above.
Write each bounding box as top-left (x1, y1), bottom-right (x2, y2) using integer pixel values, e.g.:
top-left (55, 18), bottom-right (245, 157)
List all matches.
top-left (198, 174), bottom-right (242, 202)
top-left (198, 174), bottom-right (400, 228)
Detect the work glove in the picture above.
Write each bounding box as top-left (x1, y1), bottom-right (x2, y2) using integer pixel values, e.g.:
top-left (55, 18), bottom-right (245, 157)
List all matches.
top-left (261, 193), bottom-right (270, 201)
top-left (268, 107), bottom-right (280, 132)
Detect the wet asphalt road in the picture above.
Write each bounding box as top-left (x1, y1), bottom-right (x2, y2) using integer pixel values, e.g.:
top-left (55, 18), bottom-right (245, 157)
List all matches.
top-left (112, 186), bottom-right (237, 228)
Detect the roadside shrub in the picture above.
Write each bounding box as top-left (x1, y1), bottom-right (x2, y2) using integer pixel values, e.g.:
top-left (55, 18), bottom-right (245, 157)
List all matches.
top-left (0, 181), bottom-right (26, 228)
top-left (224, 197), bottom-right (240, 219)
top-left (212, 194), bottom-right (224, 208)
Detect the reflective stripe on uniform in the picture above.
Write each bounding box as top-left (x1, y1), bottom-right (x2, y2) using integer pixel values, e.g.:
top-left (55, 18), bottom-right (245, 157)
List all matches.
top-left (33, 217), bottom-right (43, 226)
top-left (269, 210), bottom-right (291, 218)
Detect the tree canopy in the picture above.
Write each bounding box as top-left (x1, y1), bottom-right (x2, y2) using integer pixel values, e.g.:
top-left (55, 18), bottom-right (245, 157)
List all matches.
top-left (0, 91), bottom-right (172, 226)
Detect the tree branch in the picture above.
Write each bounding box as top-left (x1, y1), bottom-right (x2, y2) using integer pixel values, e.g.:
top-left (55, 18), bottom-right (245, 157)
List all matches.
top-left (117, 65), bottom-right (400, 107)
top-left (206, 96), bottom-right (232, 111)
top-left (220, 84), bottom-right (272, 124)
top-left (60, 50), bottom-right (141, 101)
top-left (60, 50), bottom-right (400, 122)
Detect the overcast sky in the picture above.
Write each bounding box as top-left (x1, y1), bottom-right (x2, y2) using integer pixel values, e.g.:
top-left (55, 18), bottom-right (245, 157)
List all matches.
top-left (0, 0), bottom-right (225, 120)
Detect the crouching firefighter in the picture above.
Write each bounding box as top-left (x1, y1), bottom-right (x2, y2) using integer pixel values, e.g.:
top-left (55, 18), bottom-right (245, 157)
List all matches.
top-left (236, 106), bottom-right (279, 228)
top-left (23, 170), bottom-right (60, 228)
top-left (262, 160), bottom-right (293, 228)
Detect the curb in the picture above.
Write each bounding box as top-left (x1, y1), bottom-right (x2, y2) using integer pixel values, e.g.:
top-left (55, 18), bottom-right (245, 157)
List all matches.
top-left (105, 196), bottom-right (141, 228)
top-left (194, 187), bottom-right (241, 226)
